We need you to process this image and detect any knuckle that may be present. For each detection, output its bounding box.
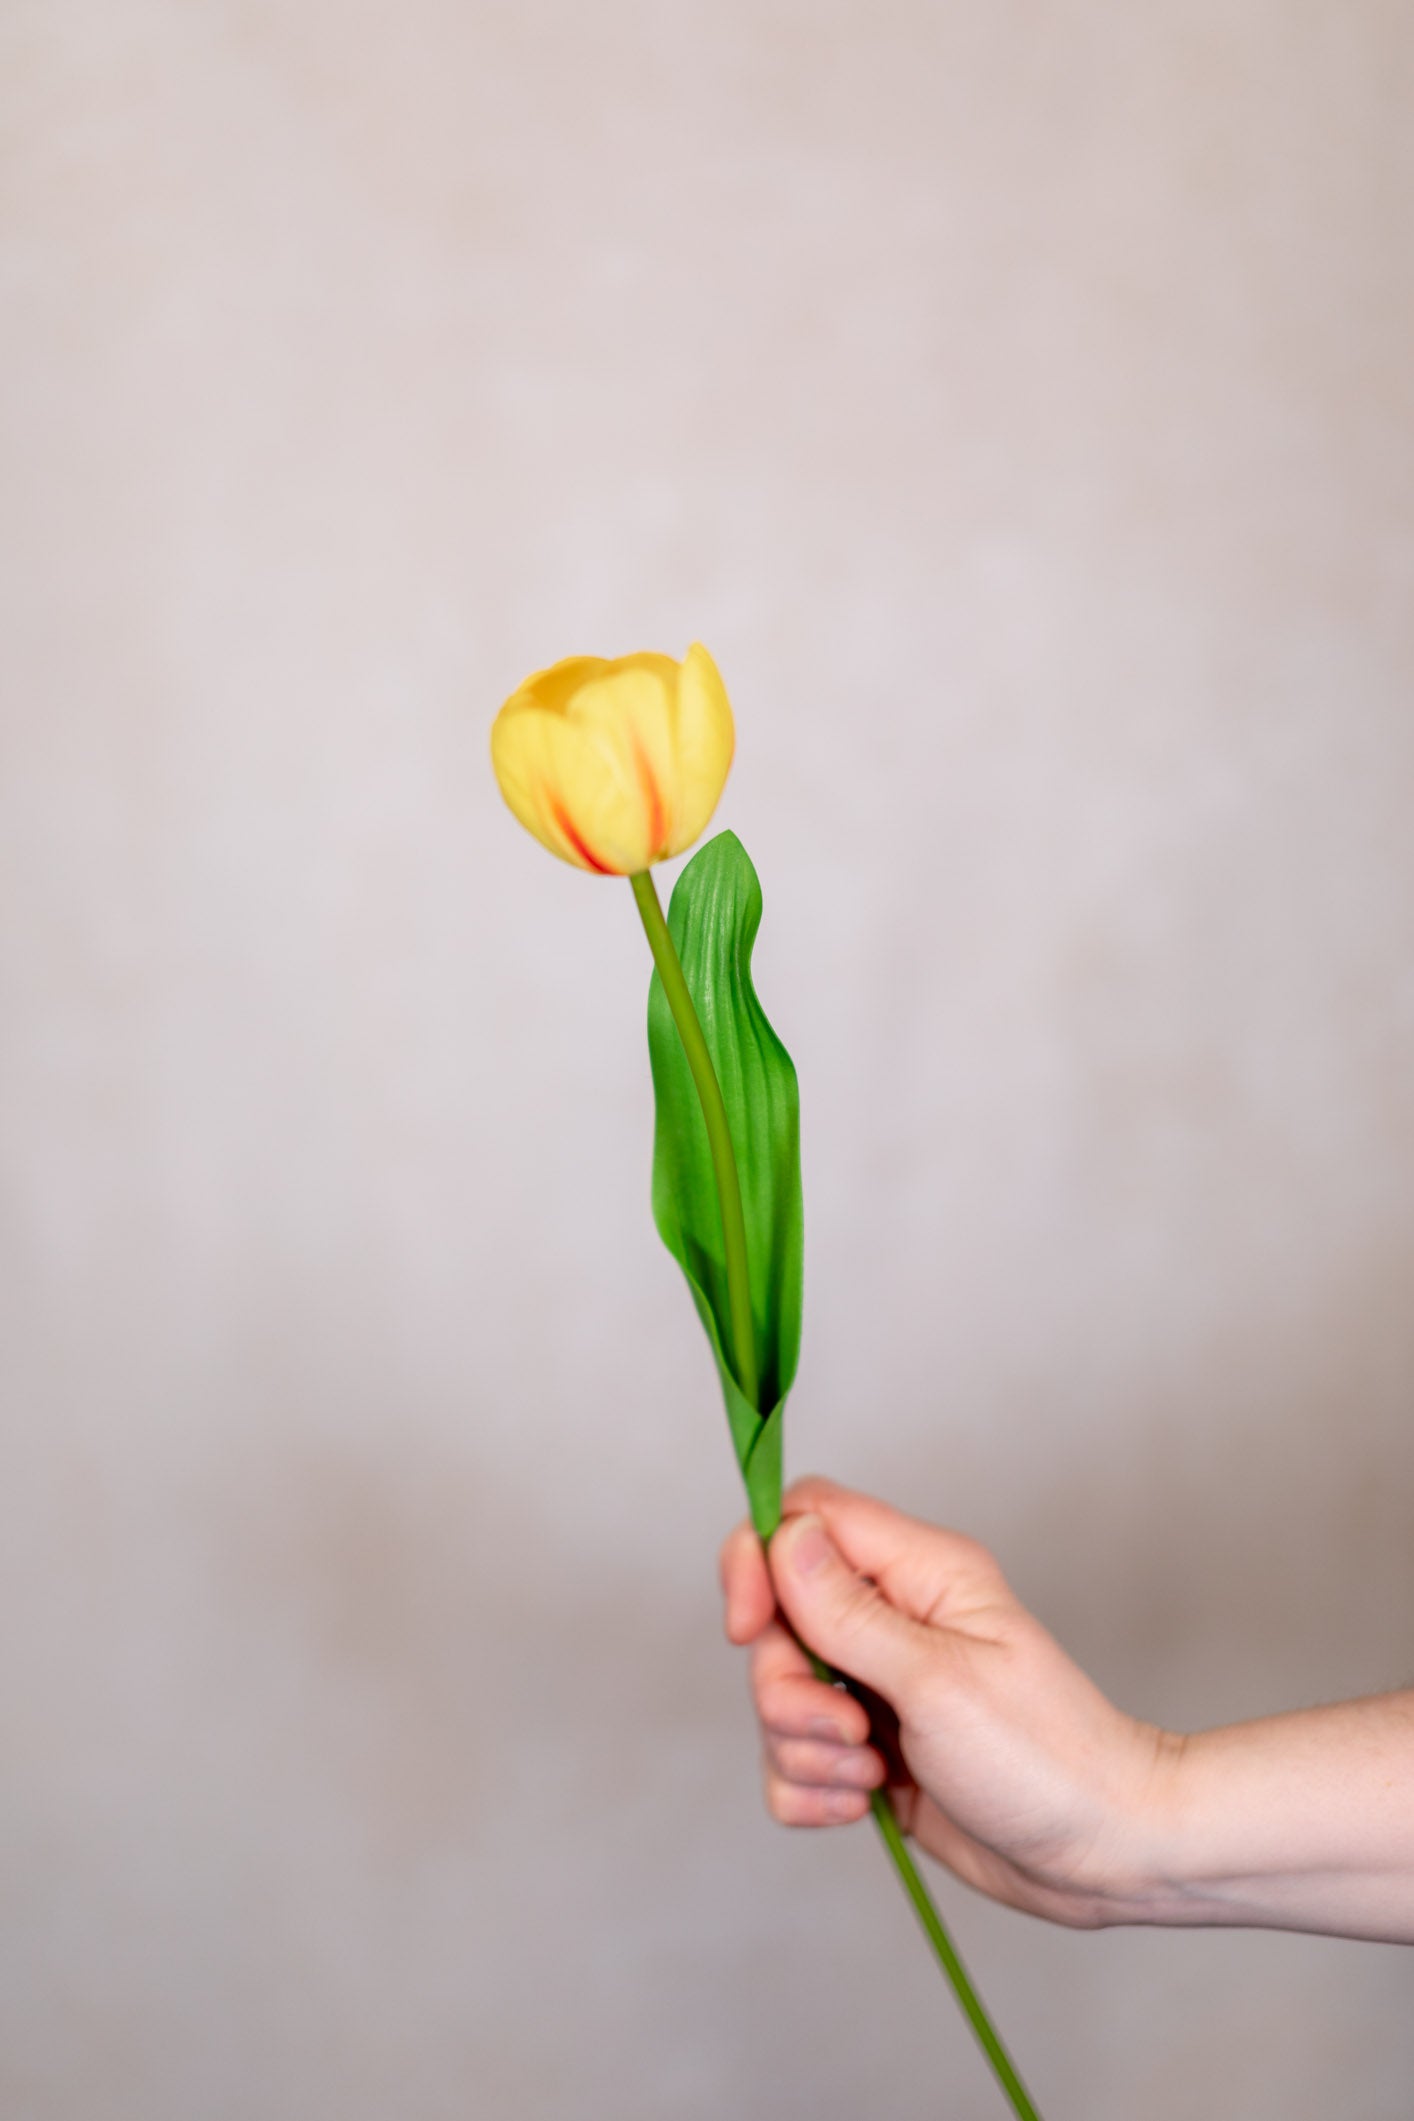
[771,1737,812,1780]
[756,1680,796,1733]
[948,1531,1010,1598]
[762,1757,869,1829]
[757,1675,829,1736]
[772,1781,815,1829]
[747,1637,775,1688]
[780,1736,881,1789]
[761,1767,795,1824]
[958,1532,1003,1580]
[748,1622,796,1681]
[773,1736,833,1781]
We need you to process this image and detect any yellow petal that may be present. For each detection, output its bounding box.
[668,643,735,856]
[569,658,679,866]
[518,655,610,715]
[491,699,627,872]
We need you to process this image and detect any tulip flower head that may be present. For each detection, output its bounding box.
[490,644,735,875]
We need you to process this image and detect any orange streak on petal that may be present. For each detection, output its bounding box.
[549,798,619,874]
[632,737,668,861]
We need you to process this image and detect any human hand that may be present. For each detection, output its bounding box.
[720,1477,1181,1929]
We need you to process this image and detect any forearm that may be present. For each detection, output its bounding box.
[1129,1690,1414,1941]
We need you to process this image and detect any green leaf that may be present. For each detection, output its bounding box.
[646,831,803,1539]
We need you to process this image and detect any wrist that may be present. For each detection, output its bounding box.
[1104,1724,1206,1926]
[1077,1721,1196,1927]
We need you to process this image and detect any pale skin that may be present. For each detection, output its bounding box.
[720,1477,1414,1944]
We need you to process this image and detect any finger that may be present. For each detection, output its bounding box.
[750,1623,872,1745]
[718,1518,774,1645]
[781,1476,1010,1627]
[763,1763,872,1829]
[749,1617,813,1691]
[769,1512,931,1702]
[765,1734,886,1790]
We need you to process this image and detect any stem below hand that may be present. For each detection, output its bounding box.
[796,1631,1042,2118]
[630,868,759,1410]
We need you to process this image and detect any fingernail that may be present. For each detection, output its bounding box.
[785,1513,831,1576]
[808,1714,844,1742]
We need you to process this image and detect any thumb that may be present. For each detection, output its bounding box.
[770,1512,926,1704]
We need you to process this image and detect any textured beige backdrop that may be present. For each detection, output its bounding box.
[3,5,1413,2117]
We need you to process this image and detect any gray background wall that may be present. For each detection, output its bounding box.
[3,4,1413,2116]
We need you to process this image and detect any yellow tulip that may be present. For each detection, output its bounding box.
[490,644,735,875]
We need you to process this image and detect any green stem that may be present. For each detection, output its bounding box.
[797,1635,1042,2119]
[870,1779,1041,2115]
[630,869,759,1410]
[630,864,1039,2119]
